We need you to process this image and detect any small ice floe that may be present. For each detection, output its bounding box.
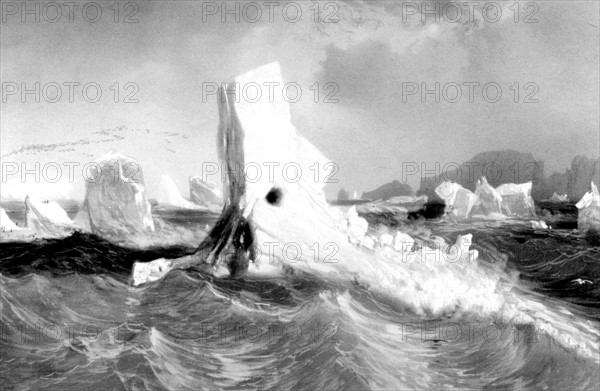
[571,278,593,286]
[156,174,202,210]
[530,220,549,229]
[132,258,174,287]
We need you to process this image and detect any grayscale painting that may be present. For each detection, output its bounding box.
[1,1,599,390]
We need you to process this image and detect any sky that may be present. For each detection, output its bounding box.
[1,0,599,200]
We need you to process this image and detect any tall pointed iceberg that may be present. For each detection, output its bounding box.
[25,196,74,236]
[156,174,200,209]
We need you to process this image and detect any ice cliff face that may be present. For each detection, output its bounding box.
[189,176,222,207]
[156,174,200,209]
[549,193,569,203]
[576,182,600,233]
[76,151,154,237]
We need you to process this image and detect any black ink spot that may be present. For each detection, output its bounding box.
[266,187,282,206]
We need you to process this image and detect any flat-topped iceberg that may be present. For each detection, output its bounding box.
[76,151,155,238]
[575,182,600,233]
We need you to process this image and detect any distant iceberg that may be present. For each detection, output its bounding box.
[496,182,536,218]
[0,207,22,231]
[189,176,222,208]
[76,151,155,238]
[25,196,74,237]
[337,188,349,201]
[156,174,201,210]
[387,195,428,204]
[435,179,536,220]
[549,193,569,203]
[575,182,600,233]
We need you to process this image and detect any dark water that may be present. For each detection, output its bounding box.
[1,212,600,390]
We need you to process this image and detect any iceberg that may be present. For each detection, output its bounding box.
[435,179,535,220]
[156,174,201,210]
[569,156,600,201]
[575,182,600,233]
[130,62,600,362]
[0,207,22,231]
[549,192,569,203]
[76,151,155,238]
[474,177,503,215]
[135,63,489,291]
[495,182,536,218]
[189,176,222,208]
[25,196,74,236]
[434,181,478,219]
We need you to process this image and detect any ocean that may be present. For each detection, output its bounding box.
[1,204,599,390]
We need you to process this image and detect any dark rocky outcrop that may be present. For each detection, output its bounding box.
[362,180,412,201]
[537,155,600,201]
